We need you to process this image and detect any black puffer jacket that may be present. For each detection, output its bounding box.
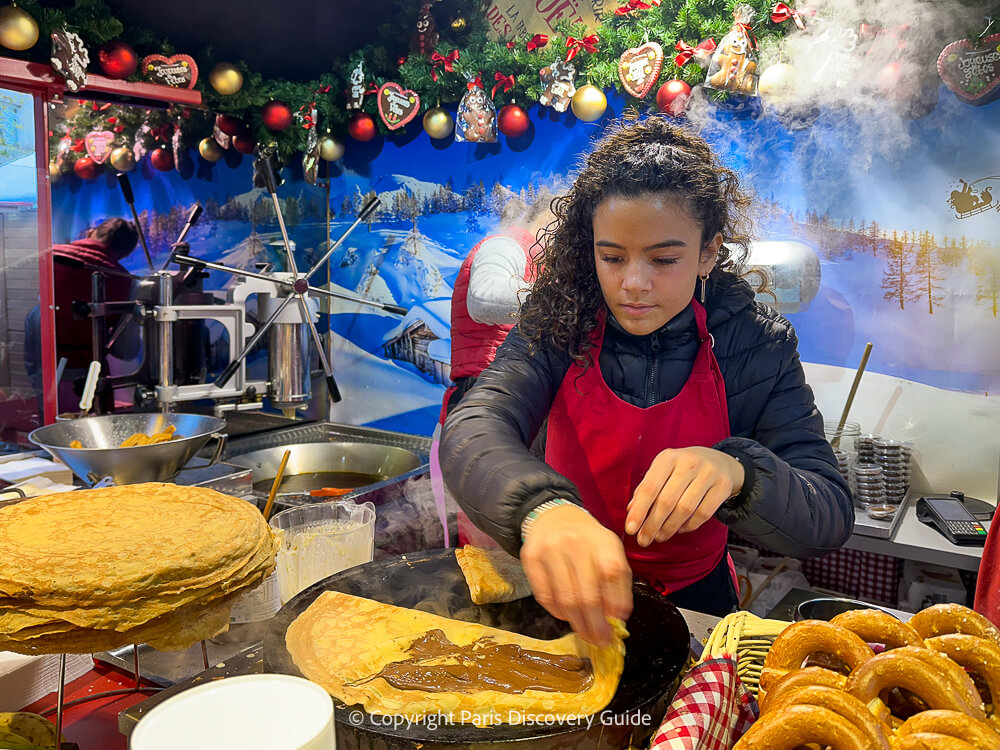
[440,269,854,559]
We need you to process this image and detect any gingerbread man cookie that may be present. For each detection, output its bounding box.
[709,34,758,95]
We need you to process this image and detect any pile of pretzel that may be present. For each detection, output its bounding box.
[734,603,1000,750]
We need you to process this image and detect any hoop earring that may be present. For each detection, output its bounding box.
[699,273,709,304]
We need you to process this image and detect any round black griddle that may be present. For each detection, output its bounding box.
[265,549,690,749]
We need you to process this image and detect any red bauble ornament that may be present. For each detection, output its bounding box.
[348,112,377,142]
[498,104,529,138]
[262,100,293,131]
[232,135,256,154]
[97,39,138,79]
[656,80,691,117]
[216,114,243,136]
[73,156,98,180]
[150,147,174,171]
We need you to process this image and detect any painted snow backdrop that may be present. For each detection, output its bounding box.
[52,74,999,434]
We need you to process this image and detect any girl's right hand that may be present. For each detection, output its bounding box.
[520,504,633,645]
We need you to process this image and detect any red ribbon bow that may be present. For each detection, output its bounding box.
[770,3,804,30]
[492,72,515,98]
[467,74,483,90]
[430,50,460,81]
[565,34,599,61]
[614,0,661,15]
[365,81,380,95]
[526,33,549,52]
[673,38,716,66]
[735,22,758,50]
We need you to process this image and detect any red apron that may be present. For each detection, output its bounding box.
[545,299,732,594]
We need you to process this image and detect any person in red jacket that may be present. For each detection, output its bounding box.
[25,218,140,412]
[431,195,554,546]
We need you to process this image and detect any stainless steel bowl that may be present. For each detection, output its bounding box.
[794,597,900,622]
[29,413,227,487]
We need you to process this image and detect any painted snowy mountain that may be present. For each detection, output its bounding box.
[326,223,460,306]
[377,174,459,205]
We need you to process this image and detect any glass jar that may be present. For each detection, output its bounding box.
[824,420,862,457]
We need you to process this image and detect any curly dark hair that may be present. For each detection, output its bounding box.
[520,116,755,363]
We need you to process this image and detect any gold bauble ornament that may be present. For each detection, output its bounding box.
[318,135,345,162]
[109,146,135,172]
[449,16,467,33]
[571,84,607,122]
[208,62,243,96]
[422,106,454,139]
[0,5,39,51]
[48,161,60,183]
[198,137,224,162]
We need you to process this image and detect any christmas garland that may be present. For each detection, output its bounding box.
[6,0,992,170]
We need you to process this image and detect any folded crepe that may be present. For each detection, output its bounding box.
[455,545,532,605]
[286,590,627,727]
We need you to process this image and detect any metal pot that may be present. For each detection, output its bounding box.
[229,441,421,497]
[29,413,226,487]
[265,549,689,749]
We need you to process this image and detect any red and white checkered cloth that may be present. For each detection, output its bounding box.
[648,657,758,750]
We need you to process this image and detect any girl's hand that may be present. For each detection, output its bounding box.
[520,504,633,646]
[625,447,744,546]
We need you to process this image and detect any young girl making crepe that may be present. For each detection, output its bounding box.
[440,117,852,645]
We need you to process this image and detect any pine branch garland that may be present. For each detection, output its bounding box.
[27,0,999,169]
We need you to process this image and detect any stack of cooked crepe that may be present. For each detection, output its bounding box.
[0,483,278,654]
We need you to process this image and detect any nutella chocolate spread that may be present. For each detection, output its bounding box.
[358,629,594,694]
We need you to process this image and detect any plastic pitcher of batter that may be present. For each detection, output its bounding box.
[270,500,376,604]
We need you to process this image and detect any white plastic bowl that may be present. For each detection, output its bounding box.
[130,674,335,750]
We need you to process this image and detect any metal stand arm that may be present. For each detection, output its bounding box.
[215,293,296,388]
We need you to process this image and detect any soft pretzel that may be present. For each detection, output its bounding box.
[760,620,874,692]
[830,609,926,650]
[909,604,1000,648]
[757,666,847,711]
[763,685,892,750]
[896,733,982,750]
[898,710,1000,750]
[926,634,1000,716]
[845,648,987,720]
[733,703,882,750]
[897,645,988,713]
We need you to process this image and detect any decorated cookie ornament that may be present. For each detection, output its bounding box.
[302,107,320,185]
[618,42,664,98]
[141,54,198,88]
[50,29,89,92]
[455,79,497,143]
[409,4,439,57]
[84,130,114,164]
[538,59,577,112]
[377,82,421,130]
[705,5,759,96]
[346,60,366,109]
[937,34,1000,106]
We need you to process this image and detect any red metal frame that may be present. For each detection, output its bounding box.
[0,57,202,423]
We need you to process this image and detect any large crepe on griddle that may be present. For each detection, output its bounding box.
[0,483,278,654]
[285,590,627,727]
[455,545,532,605]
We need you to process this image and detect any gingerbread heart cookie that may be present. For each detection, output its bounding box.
[937,34,1000,105]
[141,54,198,89]
[618,42,664,98]
[377,82,420,130]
